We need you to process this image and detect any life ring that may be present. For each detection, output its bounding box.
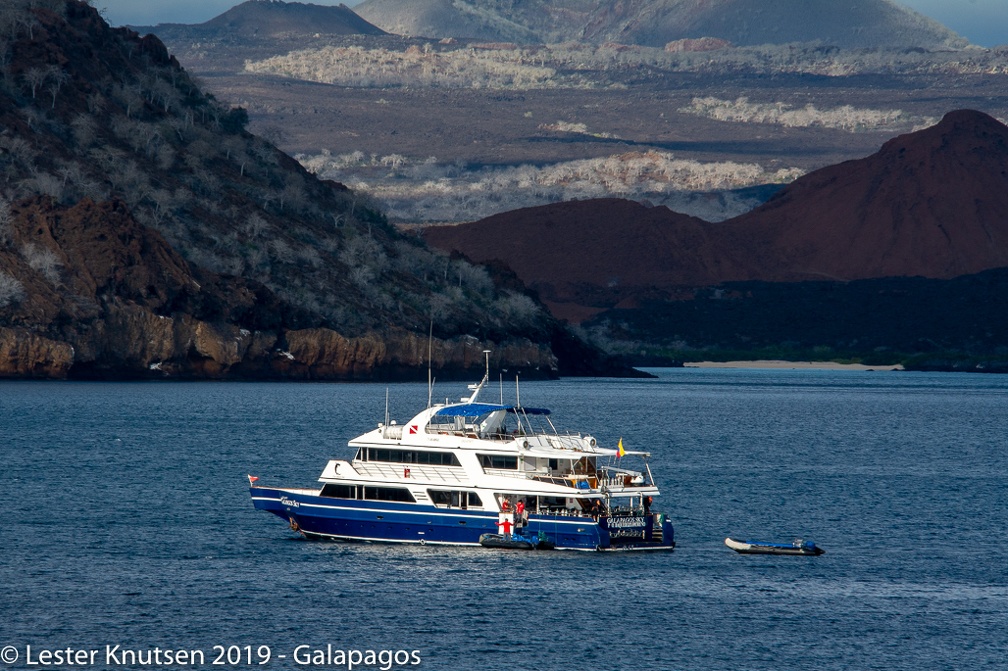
[288,517,300,532]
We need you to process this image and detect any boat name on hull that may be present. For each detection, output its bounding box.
[607,516,646,528]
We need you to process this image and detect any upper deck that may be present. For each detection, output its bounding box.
[332,396,658,500]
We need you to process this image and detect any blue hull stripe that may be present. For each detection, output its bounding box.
[250,495,599,527]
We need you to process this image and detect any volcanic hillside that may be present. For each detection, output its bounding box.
[134,0,387,39]
[424,110,1008,321]
[425,199,735,321]
[355,0,965,48]
[720,109,1008,283]
[0,0,605,379]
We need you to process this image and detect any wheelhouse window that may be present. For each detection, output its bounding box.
[363,448,460,466]
[362,486,416,503]
[428,405,507,435]
[479,454,518,470]
[320,483,357,499]
[428,489,482,509]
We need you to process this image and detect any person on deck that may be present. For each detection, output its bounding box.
[497,517,513,540]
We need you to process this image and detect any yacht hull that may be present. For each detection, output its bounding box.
[252,487,673,551]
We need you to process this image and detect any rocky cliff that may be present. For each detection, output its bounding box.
[0,192,562,379]
[0,0,619,379]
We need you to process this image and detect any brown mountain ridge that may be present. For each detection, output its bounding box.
[728,109,1008,283]
[427,110,1008,307]
[424,110,1008,366]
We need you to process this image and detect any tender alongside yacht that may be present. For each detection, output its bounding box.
[249,361,675,551]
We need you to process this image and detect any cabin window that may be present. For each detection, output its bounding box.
[321,484,357,499]
[538,496,569,510]
[415,451,461,466]
[479,454,518,470]
[428,490,452,507]
[427,490,483,509]
[364,448,460,466]
[362,486,416,503]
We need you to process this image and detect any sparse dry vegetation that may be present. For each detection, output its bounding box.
[0,270,24,307]
[220,34,1008,226]
[245,43,578,89]
[0,0,561,350]
[21,242,61,285]
[243,39,1008,90]
[679,97,935,132]
[298,148,803,223]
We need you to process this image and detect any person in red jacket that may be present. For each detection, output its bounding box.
[497,517,513,539]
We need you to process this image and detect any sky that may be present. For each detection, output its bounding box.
[97,0,1008,47]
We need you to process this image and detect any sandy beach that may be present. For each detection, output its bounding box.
[686,360,904,371]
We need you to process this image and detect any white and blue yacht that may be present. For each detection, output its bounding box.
[249,363,675,551]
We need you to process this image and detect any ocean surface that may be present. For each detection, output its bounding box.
[1,369,1006,671]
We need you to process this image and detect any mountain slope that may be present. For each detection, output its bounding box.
[580,0,965,48]
[425,110,1008,317]
[355,0,966,48]
[0,0,613,379]
[424,199,737,321]
[723,109,1008,282]
[135,0,386,38]
[355,0,536,43]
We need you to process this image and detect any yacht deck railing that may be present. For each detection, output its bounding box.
[353,462,467,484]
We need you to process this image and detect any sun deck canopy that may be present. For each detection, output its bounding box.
[433,404,551,417]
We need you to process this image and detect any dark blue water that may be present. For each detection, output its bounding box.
[2,369,1006,670]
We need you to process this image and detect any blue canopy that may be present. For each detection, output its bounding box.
[434,403,507,417]
[433,404,551,417]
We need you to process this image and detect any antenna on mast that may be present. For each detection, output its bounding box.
[427,318,434,408]
[464,350,492,403]
[384,388,390,436]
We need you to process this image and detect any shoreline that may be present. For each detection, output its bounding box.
[684,360,904,371]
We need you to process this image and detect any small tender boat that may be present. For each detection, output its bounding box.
[725,537,825,556]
